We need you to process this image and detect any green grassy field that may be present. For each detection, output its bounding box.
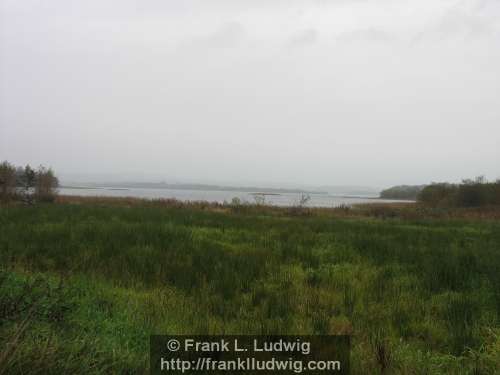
[1,200,499,374]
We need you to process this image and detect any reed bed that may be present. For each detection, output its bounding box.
[0,199,499,373]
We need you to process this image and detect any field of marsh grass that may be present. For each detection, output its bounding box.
[0,197,499,373]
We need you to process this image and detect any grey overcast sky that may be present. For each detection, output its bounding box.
[1,0,499,188]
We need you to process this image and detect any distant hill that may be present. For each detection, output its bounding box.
[379,185,425,200]
[318,185,380,197]
[61,181,327,195]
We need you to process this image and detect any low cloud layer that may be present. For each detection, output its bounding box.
[1,0,499,187]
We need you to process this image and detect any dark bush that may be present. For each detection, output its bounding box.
[418,177,500,207]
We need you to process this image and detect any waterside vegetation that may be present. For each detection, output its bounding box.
[1,195,499,374]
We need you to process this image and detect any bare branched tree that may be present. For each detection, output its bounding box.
[298,193,311,207]
[253,194,265,205]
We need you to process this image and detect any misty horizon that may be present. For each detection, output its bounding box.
[1,0,499,188]
[58,173,384,194]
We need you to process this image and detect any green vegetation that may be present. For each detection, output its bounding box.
[379,185,424,200]
[418,177,500,207]
[0,161,59,203]
[1,199,499,374]
[380,177,500,206]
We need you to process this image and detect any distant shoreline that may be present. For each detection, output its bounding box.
[61,184,327,195]
[61,186,130,191]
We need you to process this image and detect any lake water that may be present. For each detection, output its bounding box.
[59,187,412,207]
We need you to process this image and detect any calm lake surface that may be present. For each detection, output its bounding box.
[59,187,413,207]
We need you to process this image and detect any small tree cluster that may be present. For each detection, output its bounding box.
[0,161,59,203]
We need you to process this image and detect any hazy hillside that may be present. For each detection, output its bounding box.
[379,185,425,200]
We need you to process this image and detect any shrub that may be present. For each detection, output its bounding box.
[35,166,59,202]
[0,161,17,202]
[418,183,457,207]
[418,177,500,208]
[380,185,424,200]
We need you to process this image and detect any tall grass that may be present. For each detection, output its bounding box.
[0,201,499,373]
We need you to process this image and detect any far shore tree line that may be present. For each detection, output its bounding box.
[3,159,499,209]
[379,185,426,200]
[0,161,59,203]
[381,176,500,207]
[418,176,500,207]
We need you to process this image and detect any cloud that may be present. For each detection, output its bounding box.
[2,0,500,186]
[179,22,247,50]
[412,0,500,43]
[436,8,493,38]
[336,28,395,43]
[287,28,318,47]
[205,22,246,48]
